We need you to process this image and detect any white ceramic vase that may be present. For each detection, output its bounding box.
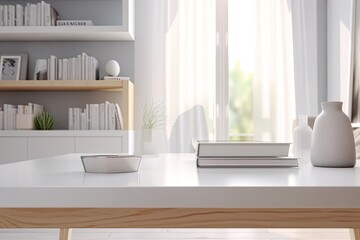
[311,101,356,167]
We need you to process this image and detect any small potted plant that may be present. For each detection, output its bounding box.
[142,100,166,143]
[34,112,56,130]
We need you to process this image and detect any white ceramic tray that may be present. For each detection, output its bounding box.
[81,155,142,173]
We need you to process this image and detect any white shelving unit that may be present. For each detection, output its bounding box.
[0,26,134,41]
[0,0,135,163]
[0,0,134,41]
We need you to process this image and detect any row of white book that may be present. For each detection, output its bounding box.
[0,1,59,27]
[196,141,298,167]
[0,103,44,130]
[69,101,123,131]
[34,53,99,80]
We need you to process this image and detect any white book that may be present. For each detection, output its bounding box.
[115,103,123,130]
[196,157,298,168]
[109,103,115,130]
[80,111,85,130]
[24,105,29,114]
[62,58,68,80]
[3,105,8,130]
[89,104,94,130]
[44,2,50,26]
[17,105,24,115]
[104,101,110,130]
[30,4,37,26]
[0,5,3,26]
[0,111,4,130]
[81,52,87,80]
[74,108,81,130]
[10,106,16,130]
[89,56,94,80]
[3,104,15,130]
[76,55,82,80]
[24,4,29,26]
[85,104,90,130]
[99,103,105,130]
[197,141,290,158]
[36,2,41,26]
[15,4,23,26]
[103,76,130,81]
[49,55,57,80]
[29,102,43,115]
[71,57,76,80]
[56,20,94,26]
[9,5,15,27]
[40,1,45,26]
[58,59,63,80]
[68,108,73,130]
[94,104,99,130]
[3,5,8,26]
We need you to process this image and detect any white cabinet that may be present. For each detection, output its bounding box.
[0,131,134,164]
[0,138,27,164]
[28,137,75,160]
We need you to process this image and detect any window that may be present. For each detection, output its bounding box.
[216,0,295,142]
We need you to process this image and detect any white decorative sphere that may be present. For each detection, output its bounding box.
[105,60,120,77]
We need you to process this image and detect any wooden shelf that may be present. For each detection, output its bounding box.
[0,79,134,130]
[0,80,127,91]
[0,26,134,41]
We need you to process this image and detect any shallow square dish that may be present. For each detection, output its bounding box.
[81,155,142,173]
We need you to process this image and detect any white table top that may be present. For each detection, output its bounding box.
[1,153,360,208]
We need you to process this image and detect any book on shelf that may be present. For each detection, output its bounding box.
[39,52,99,80]
[196,140,290,157]
[0,102,43,130]
[115,103,123,130]
[196,157,298,168]
[102,76,130,81]
[68,101,123,131]
[56,20,94,26]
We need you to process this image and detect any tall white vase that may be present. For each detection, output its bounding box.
[311,102,356,167]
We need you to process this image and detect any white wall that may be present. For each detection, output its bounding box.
[327,0,353,116]
[292,0,327,116]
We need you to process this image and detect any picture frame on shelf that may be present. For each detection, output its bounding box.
[0,53,28,80]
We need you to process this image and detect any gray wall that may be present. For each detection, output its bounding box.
[0,0,135,130]
[327,0,353,116]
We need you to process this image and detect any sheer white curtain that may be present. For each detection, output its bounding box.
[165,0,216,152]
[252,0,296,142]
[135,0,216,153]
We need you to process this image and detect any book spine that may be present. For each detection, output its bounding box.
[44,3,50,26]
[68,108,73,130]
[0,110,3,130]
[9,5,15,27]
[3,5,8,26]
[0,6,3,27]
[15,4,23,26]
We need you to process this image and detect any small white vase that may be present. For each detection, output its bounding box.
[311,101,356,167]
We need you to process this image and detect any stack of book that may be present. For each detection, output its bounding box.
[68,101,123,131]
[0,1,59,27]
[196,141,297,167]
[34,53,99,80]
[0,102,44,130]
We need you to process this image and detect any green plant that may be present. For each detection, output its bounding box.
[34,112,56,130]
[142,100,166,130]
